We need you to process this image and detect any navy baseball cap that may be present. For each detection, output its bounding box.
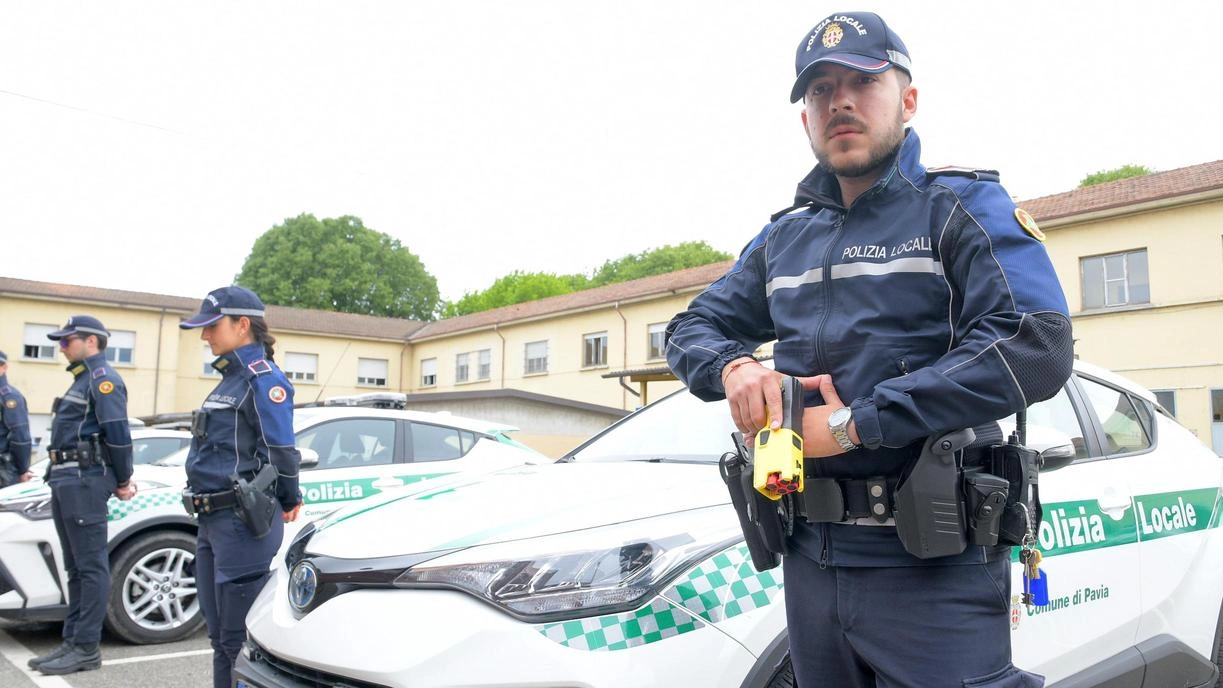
[181,286,266,329]
[47,315,111,341]
[790,12,912,103]
[0,350,7,364]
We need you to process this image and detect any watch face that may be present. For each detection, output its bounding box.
[830,407,852,426]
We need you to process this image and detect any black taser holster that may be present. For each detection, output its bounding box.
[231,463,279,539]
[720,433,791,572]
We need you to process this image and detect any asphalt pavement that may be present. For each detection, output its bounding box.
[0,619,212,688]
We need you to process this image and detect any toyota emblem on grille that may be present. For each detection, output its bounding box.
[289,561,319,611]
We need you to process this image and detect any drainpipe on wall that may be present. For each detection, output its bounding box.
[614,301,627,410]
[494,324,506,388]
[153,308,166,414]
[399,337,410,393]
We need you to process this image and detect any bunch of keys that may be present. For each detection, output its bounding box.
[1017,505,1049,607]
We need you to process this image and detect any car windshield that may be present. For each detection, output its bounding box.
[563,389,738,464]
[153,446,190,467]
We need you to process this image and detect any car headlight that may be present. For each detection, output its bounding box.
[394,508,741,622]
[0,495,54,521]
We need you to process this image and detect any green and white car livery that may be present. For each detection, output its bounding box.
[0,397,544,644]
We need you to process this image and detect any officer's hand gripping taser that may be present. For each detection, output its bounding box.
[231,463,279,539]
[719,376,804,572]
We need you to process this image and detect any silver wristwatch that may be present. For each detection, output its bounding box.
[827,407,859,452]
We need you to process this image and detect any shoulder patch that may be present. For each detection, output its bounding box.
[98,380,115,395]
[268,385,287,404]
[5,399,15,409]
[1014,208,1046,242]
[927,165,1001,183]
[91,367,107,379]
[247,359,273,375]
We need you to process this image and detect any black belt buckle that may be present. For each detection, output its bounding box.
[801,478,847,523]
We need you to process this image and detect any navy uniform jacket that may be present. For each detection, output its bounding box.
[0,375,32,473]
[50,352,133,484]
[666,129,1074,565]
[185,343,301,511]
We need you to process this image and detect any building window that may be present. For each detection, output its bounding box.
[357,358,388,387]
[202,344,221,376]
[22,324,56,360]
[477,349,491,380]
[455,352,470,383]
[104,330,135,365]
[1152,390,1176,417]
[1081,249,1149,309]
[284,352,318,383]
[583,332,608,368]
[648,323,667,360]
[420,358,437,387]
[525,340,548,375]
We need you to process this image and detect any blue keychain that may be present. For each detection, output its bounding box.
[1021,548,1049,606]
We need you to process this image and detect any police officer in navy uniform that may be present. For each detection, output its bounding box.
[179,286,302,688]
[666,12,1072,687]
[0,350,34,487]
[27,316,135,675]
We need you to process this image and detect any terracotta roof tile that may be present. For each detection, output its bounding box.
[1018,159,1223,222]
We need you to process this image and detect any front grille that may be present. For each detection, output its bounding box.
[250,643,391,688]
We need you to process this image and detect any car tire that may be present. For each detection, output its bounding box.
[766,654,795,687]
[105,531,204,644]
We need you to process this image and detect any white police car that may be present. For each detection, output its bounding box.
[236,362,1223,688]
[0,394,544,644]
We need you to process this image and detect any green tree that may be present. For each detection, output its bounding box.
[589,241,732,286]
[443,271,588,317]
[440,241,733,316]
[235,214,439,320]
[1079,165,1154,188]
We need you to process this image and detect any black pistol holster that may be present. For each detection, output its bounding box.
[0,453,17,488]
[231,463,279,539]
[893,428,976,559]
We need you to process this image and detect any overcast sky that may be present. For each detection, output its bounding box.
[3,1,1220,306]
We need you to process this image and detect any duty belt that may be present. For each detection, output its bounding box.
[184,489,239,514]
[797,476,899,525]
[47,448,101,468]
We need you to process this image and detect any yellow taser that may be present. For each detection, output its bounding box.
[752,376,805,500]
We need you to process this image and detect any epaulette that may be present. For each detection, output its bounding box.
[927,165,1000,183]
[247,359,273,376]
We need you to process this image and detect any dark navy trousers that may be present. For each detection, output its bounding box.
[195,509,282,688]
[49,465,116,647]
[783,552,1044,688]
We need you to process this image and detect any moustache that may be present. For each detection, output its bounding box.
[825,115,867,136]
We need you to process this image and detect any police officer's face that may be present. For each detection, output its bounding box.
[58,335,89,363]
[801,64,917,180]
[200,316,251,356]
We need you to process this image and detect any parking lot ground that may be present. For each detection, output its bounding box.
[1,620,212,688]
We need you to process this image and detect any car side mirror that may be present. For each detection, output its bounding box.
[1038,444,1075,473]
[299,447,319,469]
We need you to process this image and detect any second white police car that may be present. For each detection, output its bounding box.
[0,394,545,644]
[235,362,1223,688]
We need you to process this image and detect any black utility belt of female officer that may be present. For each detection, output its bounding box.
[182,488,240,514]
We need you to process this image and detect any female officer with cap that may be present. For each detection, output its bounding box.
[179,285,302,688]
